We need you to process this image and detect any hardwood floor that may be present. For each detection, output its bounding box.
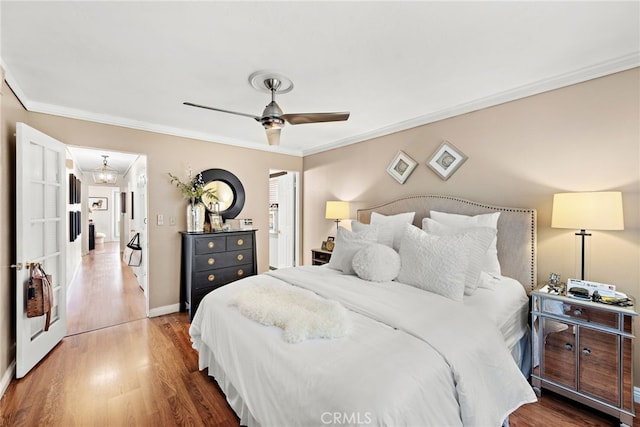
[66,241,146,336]
[1,247,638,425]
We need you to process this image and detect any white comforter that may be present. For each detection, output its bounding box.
[190,266,536,426]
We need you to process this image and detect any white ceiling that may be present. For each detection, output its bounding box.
[2,1,639,173]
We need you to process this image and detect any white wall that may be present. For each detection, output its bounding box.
[87,185,119,242]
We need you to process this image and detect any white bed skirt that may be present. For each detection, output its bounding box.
[197,338,261,427]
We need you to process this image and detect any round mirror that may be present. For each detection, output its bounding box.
[202,181,234,212]
[199,168,245,220]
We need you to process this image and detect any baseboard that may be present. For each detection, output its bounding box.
[148,303,180,318]
[0,360,15,400]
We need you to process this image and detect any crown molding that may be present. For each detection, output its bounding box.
[301,52,640,156]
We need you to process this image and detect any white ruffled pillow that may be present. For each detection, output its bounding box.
[397,224,495,302]
[327,226,378,274]
[370,211,415,251]
[429,210,501,276]
[352,244,401,282]
[422,218,496,295]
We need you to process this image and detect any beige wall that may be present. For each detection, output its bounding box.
[304,68,640,383]
[0,79,302,379]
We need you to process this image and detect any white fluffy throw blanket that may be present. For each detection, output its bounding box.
[231,285,351,343]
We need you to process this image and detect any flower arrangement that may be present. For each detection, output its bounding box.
[168,168,218,202]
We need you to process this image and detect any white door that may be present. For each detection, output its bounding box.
[15,123,67,378]
[277,172,297,268]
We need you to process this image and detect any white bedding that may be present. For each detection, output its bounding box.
[190,266,536,426]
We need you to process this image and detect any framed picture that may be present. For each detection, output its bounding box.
[68,174,76,204]
[427,141,468,181]
[76,178,81,203]
[209,214,223,232]
[88,197,108,211]
[120,192,127,214]
[386,150,417,184]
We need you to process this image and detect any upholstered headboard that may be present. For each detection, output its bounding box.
[356,195,537,293]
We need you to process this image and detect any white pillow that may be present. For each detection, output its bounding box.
[422,218,496,295]
[352,244,401,282]
[327,226,378,274]
[370,211,416,251]
[397,225,468,301]
[429,210,501,276]
[351,222,393,248]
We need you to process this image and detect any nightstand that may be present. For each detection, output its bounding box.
[531,287,636,426]
[311,248,332,265]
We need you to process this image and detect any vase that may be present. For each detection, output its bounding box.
[186,199,206,232]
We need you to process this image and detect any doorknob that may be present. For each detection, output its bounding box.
[10,263,23,270]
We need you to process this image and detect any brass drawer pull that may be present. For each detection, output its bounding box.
[237,239,244,246]
[208,274,215,282]
[237,254,244,261]
[237,269,244,277]
[208,241,215,249]
[208,258,215,265]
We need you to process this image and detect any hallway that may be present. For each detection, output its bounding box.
[66,241,146,336]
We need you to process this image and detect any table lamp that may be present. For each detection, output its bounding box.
[325,201,350,233]
[551,191,624,280]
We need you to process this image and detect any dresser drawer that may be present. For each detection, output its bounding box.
[194,236,227,254]
[194,249,254,272]
[194,264,255,291]
[226,233,253,251]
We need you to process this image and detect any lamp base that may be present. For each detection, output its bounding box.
[575,229,591,280]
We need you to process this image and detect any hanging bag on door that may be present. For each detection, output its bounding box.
[123,233,142,266]
[26,263,53,331]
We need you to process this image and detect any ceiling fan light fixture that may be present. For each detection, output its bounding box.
[92,155,119,185]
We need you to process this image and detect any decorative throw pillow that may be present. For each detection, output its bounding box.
[352,243,401,282]
[397,224,490,302]
[429,210,501,276]
[370,211,416,251]
[327,226,378,274]
[351,222,394,248]
[422,218,496,295]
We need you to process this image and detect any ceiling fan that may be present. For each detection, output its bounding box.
[184,71,350,146]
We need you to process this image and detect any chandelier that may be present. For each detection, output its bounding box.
[92,155,119,184]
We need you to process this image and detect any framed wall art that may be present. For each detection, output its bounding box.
[88,197,108,211]
[386,150,417,184]
[427,141,467,181]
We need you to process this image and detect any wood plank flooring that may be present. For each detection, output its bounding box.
[1,246,638,426]
[66,241,146,336]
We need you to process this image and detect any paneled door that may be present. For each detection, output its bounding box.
[15,123,67,378]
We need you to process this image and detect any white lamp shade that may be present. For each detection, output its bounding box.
[551,192,624,231]
[325,201,350,220]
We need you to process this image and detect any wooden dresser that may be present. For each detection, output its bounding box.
[180,230,257,321]
[531,287,636,425]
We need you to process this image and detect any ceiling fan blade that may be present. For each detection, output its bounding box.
[265,128,281,146]
[281,112,350,125]
[183,102,261,121]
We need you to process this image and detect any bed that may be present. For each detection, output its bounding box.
[190,195,538,426]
